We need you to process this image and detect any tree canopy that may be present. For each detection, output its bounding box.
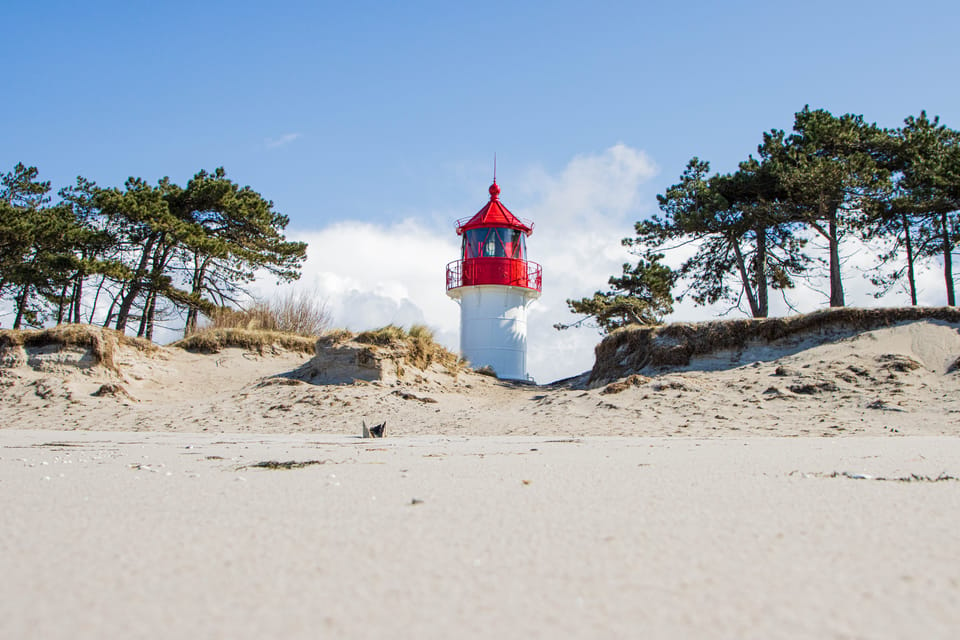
[563,106,960,333]
[0,165,306,334]
[558,253,675,333]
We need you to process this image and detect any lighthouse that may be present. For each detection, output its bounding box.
[446,180,542,381]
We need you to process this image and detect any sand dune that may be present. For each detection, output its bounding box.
[2,312,960,438]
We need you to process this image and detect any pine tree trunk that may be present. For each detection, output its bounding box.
[137,240,173,338]
[828,212,844,307]
[56,283,69,324]
[902,215,917,306]
[116,285,143,332]
[136,295,149,337]
[137,290,156,338]
[115,233,160,332]
[71,273,83,324]
[103,284,123,328]
[145,292,157,341]
[91,276,109,324]
[13,285,30,329]
[732,240,761,317]
[184,257,209,336]
[943,212,955,306]
[755,227,769,318]
[184,310,198,336]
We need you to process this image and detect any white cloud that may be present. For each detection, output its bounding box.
[265,133,302,149]
[518,144,660,381]
[262,219,463,353]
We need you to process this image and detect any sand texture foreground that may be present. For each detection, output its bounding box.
[2,431,959,639]
[1,314,960,638]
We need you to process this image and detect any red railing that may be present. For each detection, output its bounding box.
[446,258,542,292]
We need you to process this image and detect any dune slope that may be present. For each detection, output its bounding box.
[1,313,959,437]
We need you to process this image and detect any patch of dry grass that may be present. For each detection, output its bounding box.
[406,325,458,371]
[590,307,960,385]
[353,324,461,373]
[315,328,354,348]
[356,325,407,346]
[0,324,157,373]
[172,328,316,354]
[200,289,330,337]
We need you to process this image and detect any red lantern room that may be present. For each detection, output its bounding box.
[445,181,543,293]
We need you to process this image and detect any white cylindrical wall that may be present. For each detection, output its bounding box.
[458,285,537,381]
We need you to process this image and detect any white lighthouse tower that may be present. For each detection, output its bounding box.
[446,180,542,381]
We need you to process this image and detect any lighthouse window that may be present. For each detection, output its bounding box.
[463,228,526,259]
[502,229,526,259]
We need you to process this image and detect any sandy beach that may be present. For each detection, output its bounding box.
[2,313,959,638]
[2,432,958,639]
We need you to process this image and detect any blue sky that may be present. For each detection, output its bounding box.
[3,1,959,381]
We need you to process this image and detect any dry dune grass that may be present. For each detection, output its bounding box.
[178,292,330,355]
[398,325,460,371]
[172,323,459,367]
[200,290,330,337]
[316,328,354,347]
[591,307,960,384]
[355,325,408,346]
[172,328,316,355]
[322,324,462,373]
[0,324,157,373]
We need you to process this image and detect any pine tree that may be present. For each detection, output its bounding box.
[633,157,806,318]
[763,107,888,307]
[0,164,78,328]
[558,254,675,333]
[173,168,307,335]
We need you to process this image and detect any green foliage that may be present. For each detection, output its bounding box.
[864,112,960,305]
[0,163,307,335]
[760,107,891,307]
[0,164,81,328]
[559,254,675,333]
[568,105,960,333]
[635,156,808,318]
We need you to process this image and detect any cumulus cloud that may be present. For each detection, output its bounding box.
[266,219,462,352]
[516,144,660,381]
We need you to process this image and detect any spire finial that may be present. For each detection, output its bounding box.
[489,153,500,200]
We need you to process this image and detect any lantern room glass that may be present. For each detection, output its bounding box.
[462,227,526,260]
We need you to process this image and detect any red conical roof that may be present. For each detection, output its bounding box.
[456,181,534,235]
